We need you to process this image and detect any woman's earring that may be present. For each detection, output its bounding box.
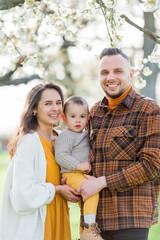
[61,114,66,122]
[33,112,36,116]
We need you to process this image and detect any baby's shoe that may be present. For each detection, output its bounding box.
[80,223,104,240]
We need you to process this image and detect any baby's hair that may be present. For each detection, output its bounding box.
[63,96,89,115]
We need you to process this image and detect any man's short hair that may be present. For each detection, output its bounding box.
[100,48,130,64]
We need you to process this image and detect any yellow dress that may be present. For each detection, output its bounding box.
[39,137,71,240]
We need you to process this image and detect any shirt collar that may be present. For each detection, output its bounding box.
[99,87,138,110]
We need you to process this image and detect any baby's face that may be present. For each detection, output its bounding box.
[65,103,88,133]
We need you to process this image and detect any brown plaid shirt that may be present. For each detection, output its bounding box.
[88,87,160,231]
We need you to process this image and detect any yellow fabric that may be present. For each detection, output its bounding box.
[62,171,99,215]
[39,137,71,240]
[106,84,132,109]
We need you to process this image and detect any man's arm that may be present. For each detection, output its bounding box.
[79,106,160,200]
[105,108,160,193]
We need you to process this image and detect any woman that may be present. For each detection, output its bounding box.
[0,82,80,240]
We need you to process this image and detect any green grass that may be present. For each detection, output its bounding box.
[70,203,80,240]
[0,151,160,240]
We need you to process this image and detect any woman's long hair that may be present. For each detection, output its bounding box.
[8,82,64,158]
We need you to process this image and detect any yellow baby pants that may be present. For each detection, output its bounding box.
[62,171,99,215]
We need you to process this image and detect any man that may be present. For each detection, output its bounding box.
[77,48,160,240]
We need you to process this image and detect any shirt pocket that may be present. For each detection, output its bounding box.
[110,126,137,167]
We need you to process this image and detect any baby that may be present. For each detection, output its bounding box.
[54,96,104,240]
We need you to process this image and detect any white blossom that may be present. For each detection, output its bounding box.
[86,0,99,9]
[154,8,160,19]
[0,30,5,39]
[134,58,148,71]
[148,49,160,63]
[22,56,38,67]
[113,10,125,30]
[111,34,123,48]
[140,0,159,12]
[0,44,5,54]
[135,78,146,89]
[105,0,117,9]
[55,20,64,29]
[142,67,152,76]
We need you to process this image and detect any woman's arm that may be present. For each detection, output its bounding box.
[10,134,55,214]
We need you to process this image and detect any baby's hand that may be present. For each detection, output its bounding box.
[76,161,91,173]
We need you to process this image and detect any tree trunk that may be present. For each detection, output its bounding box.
[0,0,25,10]
[141,12,159,100]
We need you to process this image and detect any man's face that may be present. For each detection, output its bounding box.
[100,54,134,99]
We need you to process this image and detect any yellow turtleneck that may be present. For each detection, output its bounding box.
[106,84,132,110]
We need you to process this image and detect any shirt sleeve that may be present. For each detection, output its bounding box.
[106,108,160,192]
[10,134,55,215]
[54,131,80,171]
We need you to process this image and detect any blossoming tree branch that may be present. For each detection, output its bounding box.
[0,0,159,93]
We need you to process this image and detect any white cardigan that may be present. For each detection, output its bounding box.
[0,131,55,240]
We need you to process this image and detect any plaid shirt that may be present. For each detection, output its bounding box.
[88,87,160,231]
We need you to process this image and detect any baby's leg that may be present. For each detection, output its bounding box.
[62,172,103,239]
[62,172,99,222]
[62,172,87,235]
[62,171,87,190]
[83,192,99,223]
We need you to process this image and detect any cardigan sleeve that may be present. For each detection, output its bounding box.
[10,133,55,215]
[54,131,80,171]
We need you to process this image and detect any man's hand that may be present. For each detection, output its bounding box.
[55,185,81,202]
[76,161,91,173]
[77,175,107,201]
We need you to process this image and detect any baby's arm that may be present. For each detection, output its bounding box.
[54,132,80,171]
[76,161,91,173]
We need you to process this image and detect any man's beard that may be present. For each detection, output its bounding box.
[105,90,124,99]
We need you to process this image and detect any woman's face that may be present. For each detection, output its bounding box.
[34,89,63,129]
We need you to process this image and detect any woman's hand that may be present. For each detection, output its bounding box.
[55,185,81,202]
